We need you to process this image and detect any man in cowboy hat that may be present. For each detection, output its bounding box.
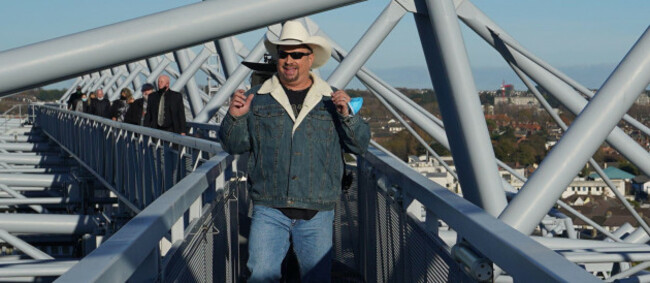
[219,21,370,282]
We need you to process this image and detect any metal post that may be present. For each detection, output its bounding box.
[215,37,240,78]
[173,49,205,117]
[193,38,266,123]
[110,64,144,101]
[455,1,650,176]
[413,0,507,215]
[500,27,650,235]
[326,0,407,89]
[0,0,364,97]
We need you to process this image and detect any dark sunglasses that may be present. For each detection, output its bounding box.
[278,50,312,60]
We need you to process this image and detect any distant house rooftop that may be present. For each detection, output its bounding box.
[589,167,635,180]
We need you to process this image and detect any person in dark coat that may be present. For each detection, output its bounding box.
[110,88,133,122]
[91,89,111,119]
[123,99,141,125]
[67,86,83,110]
[146,75,187,135]
[124,83,155,126]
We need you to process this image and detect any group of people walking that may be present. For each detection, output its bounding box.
[66,75,186,135]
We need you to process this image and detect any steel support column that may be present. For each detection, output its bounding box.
[326,0,407,89]
[215,37,240,79]
[185,47,228,85]
[170,48,213,115]
[509,62,650,237]
[414,0,507,215]
[455,0,650,176]
[500,28,650,235]
[173,49,204,117]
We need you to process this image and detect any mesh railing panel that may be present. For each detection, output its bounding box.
[347,162,469,283]
[163,203,218,283]
[404,217,466,283]
[162,183,238,283]
[334,171,361,270]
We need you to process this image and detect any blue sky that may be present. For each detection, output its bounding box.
[1,0,648,90]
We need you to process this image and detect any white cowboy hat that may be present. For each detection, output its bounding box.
[264,21,332,69]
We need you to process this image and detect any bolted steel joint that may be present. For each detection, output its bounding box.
[451,242,493,282]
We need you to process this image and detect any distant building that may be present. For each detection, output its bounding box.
[407,155,460,222]
[560,194,650,233]
[494,96,540,107]
[561,180,626,199]
[588,167,635,182]
[511,96,539,107]
[407,155,460,193]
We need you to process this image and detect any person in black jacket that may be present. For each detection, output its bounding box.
[146,75,186,135]
[124,83,155,126]
[91,89,111,119]
[110,88,133,122]
[67,86,82,110]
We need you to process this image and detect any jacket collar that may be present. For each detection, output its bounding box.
[258,73,333,136]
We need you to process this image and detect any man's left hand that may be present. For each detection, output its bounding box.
[332,90,351,116]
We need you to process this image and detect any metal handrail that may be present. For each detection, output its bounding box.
[30,104,236,282]
[55,154,233,283]
[34,105,223,154]
[361,147,600,282]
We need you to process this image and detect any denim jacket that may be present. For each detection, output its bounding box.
[218,73,370,211]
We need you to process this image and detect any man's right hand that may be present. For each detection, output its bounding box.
[228,89,254,117]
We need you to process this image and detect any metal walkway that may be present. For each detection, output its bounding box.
[0,0,649,282]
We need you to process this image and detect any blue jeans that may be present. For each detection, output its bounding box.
[247,205,334,283]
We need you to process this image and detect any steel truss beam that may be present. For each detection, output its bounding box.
[0,0,364,97]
